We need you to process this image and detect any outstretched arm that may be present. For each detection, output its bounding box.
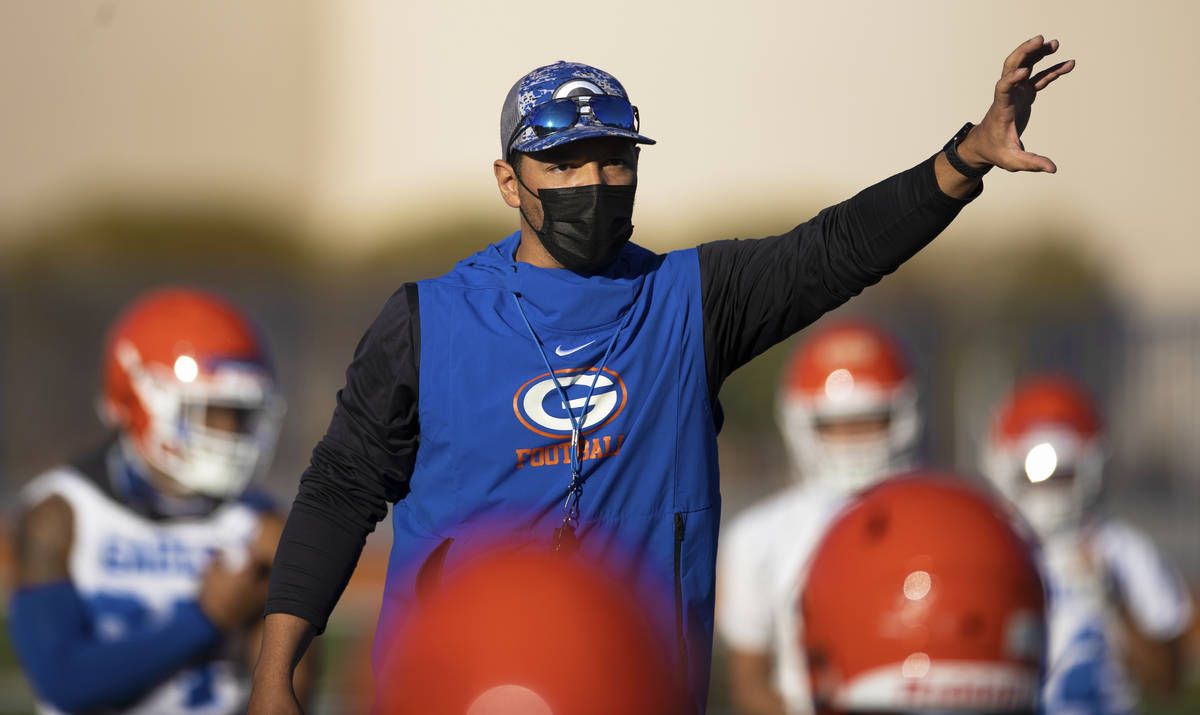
[699,36,1076,399]
[936,35,1076,197]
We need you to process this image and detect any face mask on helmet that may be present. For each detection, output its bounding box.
[981,376,1104,539]
[777,322,920,493]
[780,390,919,492]
[100,289,284,499]
[110,340,283,498]
[983,426,1103,538]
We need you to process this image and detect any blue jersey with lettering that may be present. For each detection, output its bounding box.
[1039,522,1193,715]
[378,232,720,707]
[21,466,263,714]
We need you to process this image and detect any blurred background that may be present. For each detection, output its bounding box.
[1,1,1197,712]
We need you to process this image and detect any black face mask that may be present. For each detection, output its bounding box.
[518,177,637,274]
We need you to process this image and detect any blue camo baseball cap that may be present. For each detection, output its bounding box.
[500,61,656,159]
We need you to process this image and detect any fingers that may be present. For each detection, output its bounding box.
[1002,149,1058,174]
[996,49,1075,100]
[994,66,1031,103]
[1002,35,1045,75]
[1031,59,1076,90]
[999,65,1030,91]
[1021,39,1061,71]
[1002,36,1063,77]
[985,36,1071,174]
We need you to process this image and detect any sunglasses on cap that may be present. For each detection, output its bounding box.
[507,94,640,155]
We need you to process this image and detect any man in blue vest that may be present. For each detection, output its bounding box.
[250,36,1075,713]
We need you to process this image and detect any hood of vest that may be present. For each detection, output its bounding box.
[451,231,661,333]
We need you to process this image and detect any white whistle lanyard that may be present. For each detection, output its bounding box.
[511,291,631,550]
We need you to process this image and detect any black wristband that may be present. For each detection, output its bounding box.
[943,122,992,179]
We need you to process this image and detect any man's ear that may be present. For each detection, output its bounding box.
[494,160,521,209]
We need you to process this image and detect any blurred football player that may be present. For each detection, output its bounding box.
[800,474,1048,714]
[373,543,685,715]
[718,320,920,714]
[7,288,315,714]
[982,375,1194,713]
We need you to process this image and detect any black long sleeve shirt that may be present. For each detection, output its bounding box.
[266,154,975,632]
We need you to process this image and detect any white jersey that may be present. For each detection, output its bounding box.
[21,463,265,715]
[717,484,848,715]
[1039,520,1193,715]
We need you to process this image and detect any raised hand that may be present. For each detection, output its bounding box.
[961,36,1076,173]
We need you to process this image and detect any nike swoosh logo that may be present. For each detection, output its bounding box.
[555,340,595,357]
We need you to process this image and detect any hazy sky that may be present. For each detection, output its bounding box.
[2,1,1197,314]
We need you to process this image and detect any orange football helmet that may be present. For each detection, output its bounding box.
[778,320,919,491]
[800,474,1046,714]
[100,288,283,497]
[982,375,1104,537]
[376,546,684,715]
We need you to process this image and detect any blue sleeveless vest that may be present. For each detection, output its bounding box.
[378,232,720,708]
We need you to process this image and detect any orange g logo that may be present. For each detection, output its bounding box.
[512,368,627,439]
